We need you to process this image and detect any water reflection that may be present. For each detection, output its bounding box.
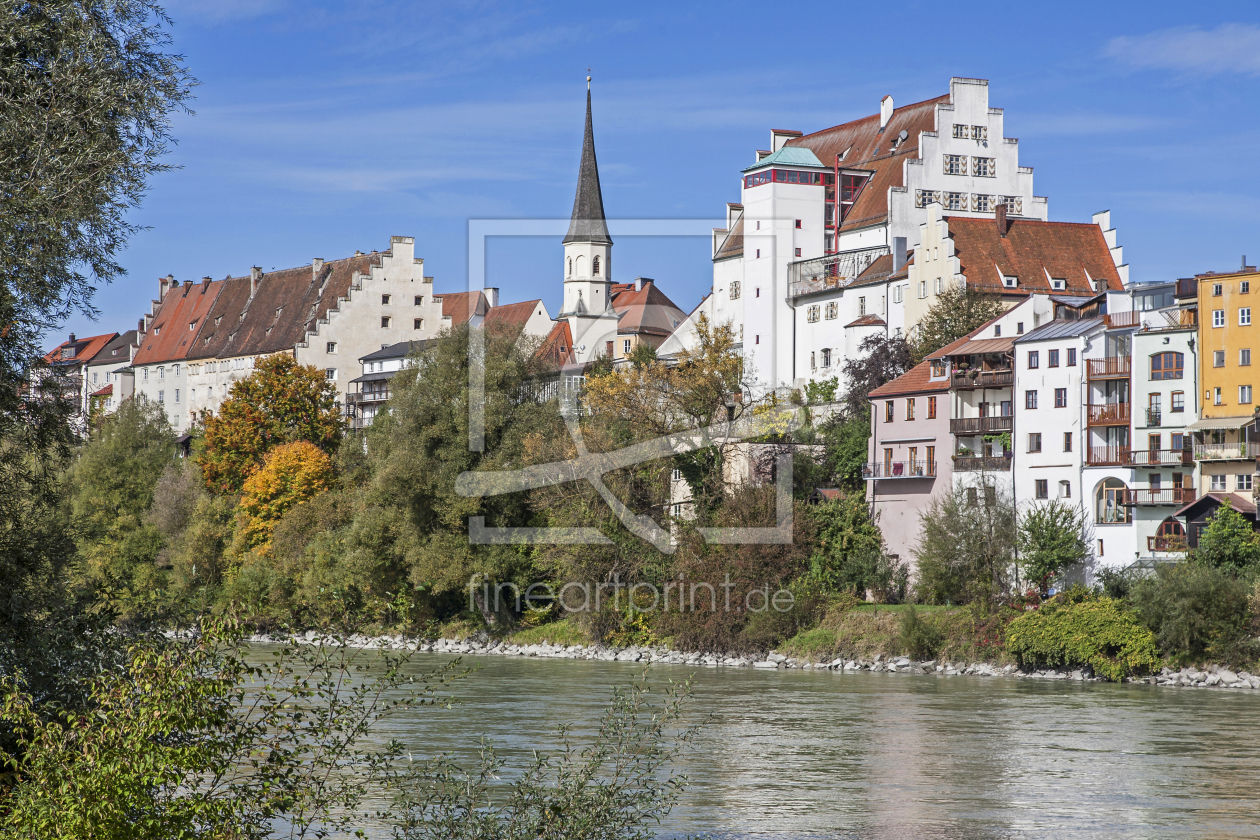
[337,651,1260,839]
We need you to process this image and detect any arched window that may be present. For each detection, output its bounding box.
[592,255,601,276]
[574,255,586,277]
[1151,352,1184,380]
[567,257,572,278]
[1096,478,1130,524]
[1151,517,1186,551]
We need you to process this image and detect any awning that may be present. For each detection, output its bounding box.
[350,370,397,384]
[1186,415,1255,431]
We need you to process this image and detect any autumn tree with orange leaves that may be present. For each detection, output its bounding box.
[199,354,343,493]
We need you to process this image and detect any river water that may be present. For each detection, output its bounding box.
[361,652,1260,839]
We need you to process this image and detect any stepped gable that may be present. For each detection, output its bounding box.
[440,290,489,327]
[611,281,687,337]
[189,251,379,361]
[134,280,223,365]
[787,94,948,232]
[946,216,1122,295]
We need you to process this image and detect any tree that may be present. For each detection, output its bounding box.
[839,333,913,417]
[1017,501,1092,595]
[199,354,342,493]
[1192,500,1260,576]
[914,477,1017,606]
[237,441,335,550]
[909,284,1006,362]
[806,493,901,599]
[1131,562,1257,665]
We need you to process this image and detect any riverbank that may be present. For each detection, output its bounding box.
[247,630,1260,691]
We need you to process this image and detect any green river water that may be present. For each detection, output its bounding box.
[344,651,1260,839]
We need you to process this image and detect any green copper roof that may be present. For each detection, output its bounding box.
[741,146,826,173]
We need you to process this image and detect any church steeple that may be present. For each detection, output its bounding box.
[563,85,612,246]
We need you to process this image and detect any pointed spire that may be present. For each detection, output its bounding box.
[563,84,612,246]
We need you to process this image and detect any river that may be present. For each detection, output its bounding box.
[358,652,1260,839]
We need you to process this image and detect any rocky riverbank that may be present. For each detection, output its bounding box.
[249,631,1260,691]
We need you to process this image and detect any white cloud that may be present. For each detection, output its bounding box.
[1105,23,1260,76]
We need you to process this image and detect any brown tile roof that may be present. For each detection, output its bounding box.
[537,320,574,366]
[90,383,113,397]
[849,253,897,289]
[611,281,688,338]
[868,358,950,398]
[92,330,139,366]
[440,291,489,327]
[923,316,1007,361]
[483,299,545,335]
[43,332,117,366]
[947,216,1123,296]
[787,94,949,231]
[714,214,743,261]
[1175,492,1258,518]
[134,280,224,365]
[845,314,886,328]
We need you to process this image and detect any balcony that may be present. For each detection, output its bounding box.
[953,455,1012,472]
[1087,403,1131,425]
[1193,442,1260,460]
[951,369,1014,390]
[1087,446,1130,466]
[1104,311,1141,329]
[1174,277,1198,299]
[1126,448,1192,467]
[1124,486,1196,506]
[1148,536,1188,553]
[1086,357,1131,380]
[862,461,936,480]
[1145,408,1161,427]
[788,246,889,298]
[950,415,1014,435]
[347,389,392,404]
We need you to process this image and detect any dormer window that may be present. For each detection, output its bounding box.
[1002,276,1018,289]
[1050,278,1066,291]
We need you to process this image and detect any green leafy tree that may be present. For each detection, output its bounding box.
[1131,562,1257,665]
[199,354,343,494]
[1192,500,1260,576]
[803,376,837,405]
[839,333,913,417]
[909,284,1006,362]
[807,493,899,598]
[1017,501,1092,595]
[914,477,1017,606]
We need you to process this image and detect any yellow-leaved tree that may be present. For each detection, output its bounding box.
[238,441,335,549]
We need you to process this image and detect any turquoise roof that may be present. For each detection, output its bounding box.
[741,146,826,173]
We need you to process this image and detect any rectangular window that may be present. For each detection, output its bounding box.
[859,297,866,316]
[326,342,337,354]
[623,339,632,354]
[918,281,927,299]
[1239,474,1254,491]
[1213,283,1224,296]
[1028,350,1039,369]
[944,154,967,175]
[885,401,894,423]
[672,469,681,482]
[1025,390,1038,409]
[1035,479,1048,499]
[807,305,819,323]
[945,191,966,211]
[994,325,1001,337]
[926,445,935,469]
[972,157,995,177]
[414,319,423,330]
[795,219,801,229]
[1055,388,1067,407]
[973,193,993,212]
[952,124,970,139]
[414,295,424,305]
[1214,386,1223,405]
[158,366,165,380]
[158,390,164,403]
[1048,349,1059,367]
[1241,385,1253,404]
[822,348,831,367]
[1171,432,1184,450]
[795,247,802,257]
[1214,350,1226,367]
[1242,349,1252,366]
[1213,309,1225,327]
[756,287,760,297]
[730,281,740,300]
[1241,307,1252,326]
[325,368,336,381]
[1067,348,1077,366]
[928,396,937,419]
[1243,280,1251,294]
[1098,539,1104,557]
[381,316,391,328]
[1059,480,1071,499]
[825,302,837,320]
[1064,431,1073,452]
[1028,433,1042,453]
[756,250,760,259]
[1211,474,1228,491]
[382,294,391,305]
[906,398,915,420]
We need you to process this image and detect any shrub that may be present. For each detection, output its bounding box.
[238,441,335,549]
[1017,501,1091,595]
[1192,501,1260,577]
[1006,597,1160,681]
[898,607,944,659]
[1131,561,1256,666]
[806,494,900,599]
[914,478,1016,606]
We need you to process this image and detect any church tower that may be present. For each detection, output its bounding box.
[560,79,613,334]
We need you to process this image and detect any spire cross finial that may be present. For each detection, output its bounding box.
[586,68,591,89]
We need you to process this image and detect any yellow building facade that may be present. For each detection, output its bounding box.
[1196,269,1260,495]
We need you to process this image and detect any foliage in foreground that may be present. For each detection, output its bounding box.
[1006,592,1160,681]
[1016,500,1091,596]
[914,477,1017,606]
[1131,561,1258,667]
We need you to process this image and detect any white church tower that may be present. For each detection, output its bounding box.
[560,78,618,362]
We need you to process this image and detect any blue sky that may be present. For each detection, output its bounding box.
[59,0,1260,344]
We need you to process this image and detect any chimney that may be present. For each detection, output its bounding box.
[893,237,907,272]
[159,274,174,301]
[138,318,145,335]
[484,287,499,308]
[202,276,212,283]
[68,332,76,343]
[312,257,324,280]
[250,266,262,297]
[995,203,1009,237]
[183,279,192,289]
[879,95,894,130]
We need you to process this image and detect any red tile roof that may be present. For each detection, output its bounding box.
[845,314,886,328]
[483,299,545,335]
[440,291,489,326]
[133,279,224,365]
[43,332,117,366]
[946,216,1122,296]
[537,320,574,366]
[90,384,113,397]
[868,358,951,398]
[611,281,688,338]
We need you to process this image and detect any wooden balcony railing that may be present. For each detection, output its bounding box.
[1087,403,1131,425]
[862,461,937,480]
[1126,448,1193,467]
[1104,311,1141,329]
[1174,277,1198,299]
[950,415,1014,435]
[1148,535,1188,552]
[953,456,1012,472]
[1086,356,1132,379]
[1124,487,1196,506]
[951,369,1014,389]
[1087,446,1130,466]
[1193,442,1260,460]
